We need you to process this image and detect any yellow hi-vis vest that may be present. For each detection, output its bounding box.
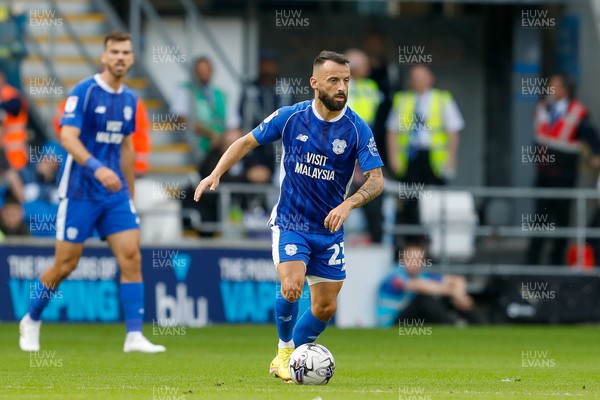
[392,89,452,178]
[347,78,380,126]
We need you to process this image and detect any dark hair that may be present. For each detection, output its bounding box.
[313,50,349,68]
[554,73,576,98]
[103,31,133,48]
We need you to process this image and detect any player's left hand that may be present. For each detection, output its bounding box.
[95,167,122,192]
[324,202,352,233]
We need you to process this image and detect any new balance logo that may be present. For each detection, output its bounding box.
[296,134,308,142]
[278,315,293,322]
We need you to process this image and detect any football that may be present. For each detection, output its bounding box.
[288,343,336,385]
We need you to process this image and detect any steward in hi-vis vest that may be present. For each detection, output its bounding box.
[386,66,463,183]
[0,73,28,170]
[347,78,381,127]
[534,98,587,154]
[385,65,464,246]
[390,88,453,179]
[345,48,385,243]
[526,74,600,266]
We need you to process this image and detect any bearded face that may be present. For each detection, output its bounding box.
[312,60,350,113]
[101,39,134,79]
[318,85,347,112]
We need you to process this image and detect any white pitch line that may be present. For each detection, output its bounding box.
[0,386,595,397]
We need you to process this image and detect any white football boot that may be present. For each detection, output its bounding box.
[19,313,41,352]
[123,332,166,353]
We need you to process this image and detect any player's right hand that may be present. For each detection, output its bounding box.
[94,167,122,192]
[194,174,220,202]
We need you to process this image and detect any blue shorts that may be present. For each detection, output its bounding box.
[55,196,140,243]
[271,226,346,283]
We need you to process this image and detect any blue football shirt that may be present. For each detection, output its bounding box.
[57,74,137,201]
[252,100,384,235]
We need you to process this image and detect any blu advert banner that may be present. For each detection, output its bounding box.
[0,245,311,325]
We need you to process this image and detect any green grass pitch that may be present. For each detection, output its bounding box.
[0,324,599,399]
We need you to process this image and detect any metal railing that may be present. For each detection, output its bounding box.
[125,0,247,161]
[390,185,600,275]
[23,31,64,141]
[22,0,77,140]
[48,0,98,67]
[179,182,600,275]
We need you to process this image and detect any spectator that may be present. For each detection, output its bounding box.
[0,4,27,90]
[362,29,401,168]
[171,56,227,162]
[525,74,600,266]
[0,146,24,204]
[236,51,293,223]
[20,141,64,237]
[188,127,276,238]
[377,242,479,327]
[239,50,292,183]
[386,65,464,246]
[132,98,151,176]
[0,192,28,236]
[345,48,384,243]
[346,48,382,127]
[0,70,28,170]
[189,129,246,237]
[239,50,292,133]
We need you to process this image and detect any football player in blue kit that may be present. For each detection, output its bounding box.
[194,51,384,380]
[19,31,165,353]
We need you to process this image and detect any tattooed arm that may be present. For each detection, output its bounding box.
[346,168,384,209]
[323,168,384,233]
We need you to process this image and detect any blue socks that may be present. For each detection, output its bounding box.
[293,309,329,347]
[28,279,145,332]
[120,282,144,333]
[275,290,299,343]
[28,280,56,321]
